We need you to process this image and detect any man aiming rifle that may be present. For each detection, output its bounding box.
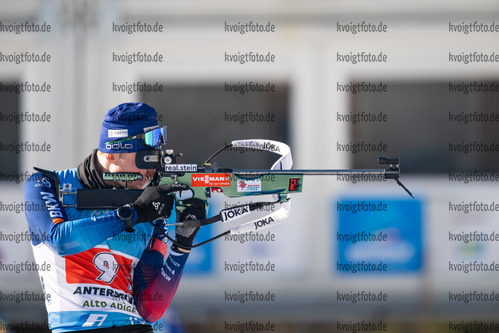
[24,101,412,333]
[24,102,199,332]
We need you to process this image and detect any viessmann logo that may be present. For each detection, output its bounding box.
[191,173,231,187]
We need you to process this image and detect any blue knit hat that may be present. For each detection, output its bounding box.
[99,102,159,153]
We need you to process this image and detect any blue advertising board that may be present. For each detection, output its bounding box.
[335,198,422,274]
[166,210,213,275]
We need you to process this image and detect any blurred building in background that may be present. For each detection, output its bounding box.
[1,0,499,331]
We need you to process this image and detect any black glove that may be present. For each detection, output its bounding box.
[172,198,206,253]
[131,184,189,223]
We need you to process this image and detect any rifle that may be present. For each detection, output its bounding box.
[57,139,413,248]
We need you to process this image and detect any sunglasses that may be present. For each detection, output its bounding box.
[106,126,167,148]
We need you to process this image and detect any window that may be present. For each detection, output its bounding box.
[144,83,290,169]
[350,81,499,173]
[0,88,20,180]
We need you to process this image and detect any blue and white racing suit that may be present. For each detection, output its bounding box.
[24,166,188,332]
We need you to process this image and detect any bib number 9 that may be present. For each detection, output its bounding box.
[93,252,119,284]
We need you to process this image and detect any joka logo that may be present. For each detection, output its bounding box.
[254,216,275,230]
[221,205,250,222]
[260,141,280,152]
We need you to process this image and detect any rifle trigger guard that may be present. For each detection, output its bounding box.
[173,187,195,203]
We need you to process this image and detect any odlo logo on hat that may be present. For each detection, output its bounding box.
[99,102,159,154]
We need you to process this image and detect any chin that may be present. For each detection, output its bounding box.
[125,182,147,190]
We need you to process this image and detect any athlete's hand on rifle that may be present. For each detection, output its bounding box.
[130,184,190,223]
[172,198,206,253]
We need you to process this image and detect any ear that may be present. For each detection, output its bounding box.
[105,153,117,165]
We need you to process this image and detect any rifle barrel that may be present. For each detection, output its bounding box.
[232,168,390,176]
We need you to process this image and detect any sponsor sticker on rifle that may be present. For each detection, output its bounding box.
[191,173,231,187]
[237,179,262,192]
[164,164,198,172]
